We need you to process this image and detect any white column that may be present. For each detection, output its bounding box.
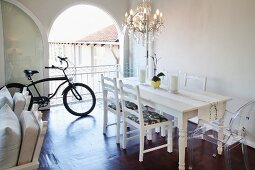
[129,34,134,77]
[119,30,126,78]
[90,45,94,66]
[0,2,5,86]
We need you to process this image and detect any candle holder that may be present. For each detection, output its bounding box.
[170,75,178,93]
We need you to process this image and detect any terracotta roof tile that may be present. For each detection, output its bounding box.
[78,24,118,42]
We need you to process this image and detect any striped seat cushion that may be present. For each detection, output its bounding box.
[128,110,168,125]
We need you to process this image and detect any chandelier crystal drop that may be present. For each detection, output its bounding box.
[124,0,164,45]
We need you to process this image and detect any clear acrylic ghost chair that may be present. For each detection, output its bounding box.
[183,73,207,91]
[184,73,207,124]
[119,80,173,162]
[188,100,255,170]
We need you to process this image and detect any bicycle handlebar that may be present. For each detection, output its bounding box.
[45,56,69,71]
[58,56,68,61]
[45,65,58,69]
[45,65,62,69]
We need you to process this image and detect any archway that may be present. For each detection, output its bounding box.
[48,5,121,105]
[1,0,48,97]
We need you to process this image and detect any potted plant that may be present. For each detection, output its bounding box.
[151,72,165,88]
[150,53,165,88]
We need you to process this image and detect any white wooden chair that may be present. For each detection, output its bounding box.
[119,80,173,162]
[101,74,122,144]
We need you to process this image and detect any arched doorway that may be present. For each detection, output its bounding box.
[48,5,121,105]
[1,0,48,96]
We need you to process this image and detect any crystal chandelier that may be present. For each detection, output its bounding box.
[124,0,164,45]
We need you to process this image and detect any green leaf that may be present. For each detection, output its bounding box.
[152,76,160,81]
[157,72,165,77]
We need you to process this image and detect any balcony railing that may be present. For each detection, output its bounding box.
[49,64,120,105]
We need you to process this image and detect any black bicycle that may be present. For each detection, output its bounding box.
[5,56,96,117]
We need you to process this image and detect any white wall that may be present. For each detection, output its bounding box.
[17,0,129,36]
[154,0,255,99]
[131,0,255,147]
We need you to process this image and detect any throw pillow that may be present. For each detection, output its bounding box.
[0,86,14,110]
[18,110,40,165]
[13,92,26,119]
[0,104,21,169]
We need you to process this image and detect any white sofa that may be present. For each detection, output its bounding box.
[0,87,48,170]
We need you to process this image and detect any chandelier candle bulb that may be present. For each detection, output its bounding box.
[156,9,159,15]
[125,12,128,21]
[160,13,163,22]
[144,9,147,19]
[130,9,133,16]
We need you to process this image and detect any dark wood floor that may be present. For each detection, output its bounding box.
[40,103,255,170]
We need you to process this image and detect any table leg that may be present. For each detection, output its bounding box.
[217,101,226,155]
[178,112,195,170]
[178,129,186,170]
[217,133,223,155]
[183,122,188,148]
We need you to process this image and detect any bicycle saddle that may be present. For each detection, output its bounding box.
[24,70,39,77]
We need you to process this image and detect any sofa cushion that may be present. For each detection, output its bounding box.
[13,92,26,119]
[18,110,40,165]
[0,86,14,110]
[0,104,21,169]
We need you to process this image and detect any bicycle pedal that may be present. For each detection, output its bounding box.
[48,93,53,97]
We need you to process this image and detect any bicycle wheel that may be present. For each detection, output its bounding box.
[3,83,34,110]
[63,83,96,116]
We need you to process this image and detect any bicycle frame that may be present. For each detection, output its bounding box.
[26,76,70,100]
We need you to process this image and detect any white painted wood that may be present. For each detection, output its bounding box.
[7,162,39,170]
[101,74,122,144]
[120,77,230,170]
[119,80,173,162]
[0,2,5,87]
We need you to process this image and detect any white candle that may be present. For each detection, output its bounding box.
[130,9,133,16]
[139,69,146,83]
[125,12,128,22]
[170,75,178,93]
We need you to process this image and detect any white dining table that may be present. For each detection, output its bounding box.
[120,77,231,170]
